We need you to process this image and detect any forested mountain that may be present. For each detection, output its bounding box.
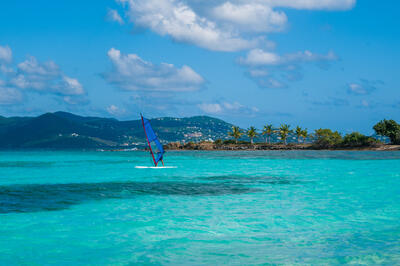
[0,112,234,149]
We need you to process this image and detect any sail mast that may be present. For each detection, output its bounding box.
[141,114,157,166]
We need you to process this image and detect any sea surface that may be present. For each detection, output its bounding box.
[1,150,400,265]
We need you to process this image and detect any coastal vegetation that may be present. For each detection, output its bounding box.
[262,124,273,144]
[228,126,243,144]
[341,132,378,148]
[313,128,342,148]
[295,126,308,143]
[0,111,399,150]
[278,124,292,145]
[171,118,400,151]
[373,119,400,144]
[246,126,258,144]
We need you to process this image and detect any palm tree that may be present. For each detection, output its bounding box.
[247,126,258,144]
[228,126,243,144]
[301,129,308,143]
[262,124,273,144]
[295,126,302,143]
[279,124,292,145]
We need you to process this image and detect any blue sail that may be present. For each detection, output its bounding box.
[141,116,164,165]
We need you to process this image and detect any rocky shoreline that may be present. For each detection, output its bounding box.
[164,142,400,151]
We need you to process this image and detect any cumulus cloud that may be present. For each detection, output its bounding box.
[6,56,85,97]
[198,103,223,114]
[212,2,287,33]
[103,48,204,91]
[240,49,337,89]
[116,0,356,51]
[106,9,124,24]
[0,86,22,105]
[117,0,270,51]
[347,79,383,95]
[240,49,337,66]
[0,46,86,105]
[261,0,356,10]
[198,101,259,115]
[17,56,59,76]
[107,104,126,116]
[240,49,281,65]
[58,76,84,95]
[0,45,12,64]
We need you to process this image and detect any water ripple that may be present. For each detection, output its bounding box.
[203,175,306,185]
[0,181,260,213]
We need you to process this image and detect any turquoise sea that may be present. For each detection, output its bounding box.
[1,150,400,265]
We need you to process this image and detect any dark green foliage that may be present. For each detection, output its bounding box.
[0,112,234,149]
[342,132,378,147]
[373,119,400,144]
[246,126,258,144]
[228,126,243,143]
[314,128,342,148]
[214,139,223,145]
[278,124,292,145]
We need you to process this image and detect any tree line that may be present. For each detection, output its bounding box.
[225,119,400,148]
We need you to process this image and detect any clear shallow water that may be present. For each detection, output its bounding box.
[0,150,400,265]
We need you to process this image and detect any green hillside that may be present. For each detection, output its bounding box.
[0,112,234,149]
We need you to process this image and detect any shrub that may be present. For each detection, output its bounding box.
[342,132,378,147]
[313,128,342,148]
[373,119,400,144]
[214,139,223,145]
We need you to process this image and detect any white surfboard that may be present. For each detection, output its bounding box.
[135,166,177,169]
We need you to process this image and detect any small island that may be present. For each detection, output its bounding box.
[165,119,400,151]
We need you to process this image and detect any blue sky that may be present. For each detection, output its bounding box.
[0,0,399,134]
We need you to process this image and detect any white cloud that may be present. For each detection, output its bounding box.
[285,50,337,63]
[0,86,22,105]
[186,0,356,11]
[347,79,382,95]
[212,2,287,33]
[240,49,338,89]
[117,0,260,51]
[104,48,204,91]
[198,101,259,115]
[107,104,126,116]
[239,49,281,65]
[0,45,12,64]
[240,49,337,66]
[0,65,14,74]
[0,46,86,106]
[17,56,59,76]
[5,56,85,96]
[348,83,365,94]
[198,103,223,114]
[59,76,84,95]
[116,0,356,51]
[262,0,356,10]
[107,9,124,24]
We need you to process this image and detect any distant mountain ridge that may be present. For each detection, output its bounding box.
[0,112,234,149]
